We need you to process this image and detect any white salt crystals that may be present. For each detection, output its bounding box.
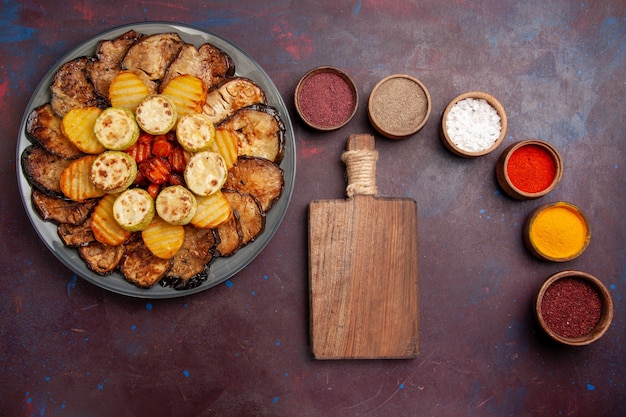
[445,97,502,153]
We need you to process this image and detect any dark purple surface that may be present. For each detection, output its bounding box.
[2,1,624,416]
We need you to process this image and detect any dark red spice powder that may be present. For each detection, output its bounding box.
[540,277,602,338]
[507,144,556,193]
[297,72,355,128]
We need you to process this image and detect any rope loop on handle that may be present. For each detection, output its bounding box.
[341,148,378,197]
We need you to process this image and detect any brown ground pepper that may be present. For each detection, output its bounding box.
[540,277,602,338]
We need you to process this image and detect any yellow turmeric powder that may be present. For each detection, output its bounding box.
[529,203,590,260]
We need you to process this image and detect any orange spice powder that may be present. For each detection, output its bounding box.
[507,144,556,193]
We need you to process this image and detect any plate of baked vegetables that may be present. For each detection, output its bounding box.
[17,22,295,298]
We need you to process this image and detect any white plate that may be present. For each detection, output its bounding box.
[16,22,295,299]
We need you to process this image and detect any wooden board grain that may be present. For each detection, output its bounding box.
[308,134,419,359]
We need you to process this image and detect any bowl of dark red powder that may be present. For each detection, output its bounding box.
[496,140,563,200]
[535,270,613,346]
[294,66,358,131]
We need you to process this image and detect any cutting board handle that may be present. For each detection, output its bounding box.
[342,134,378,197]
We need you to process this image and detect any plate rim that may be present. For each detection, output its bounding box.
[16,21,296,299]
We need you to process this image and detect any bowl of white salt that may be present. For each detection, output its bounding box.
[441,91,507,157]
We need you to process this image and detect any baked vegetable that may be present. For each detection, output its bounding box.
[218,104,285,163]
[94,107,139,150]
[22,145,73,197]
[61,107,106,154]
[222,189,265,247]
[113,188,155,231]
[210,128,238,170]
[89,151,137,194]
[184,151,228,196]
[59,155,106,202]
[155,185,197,226]
[176,113,215,152]
[224,156,284,212]
[142,216,185,259]
[78,242,125,276]
[26,104,84,159]
[32,189,97,225]
[108,70,151,110]
[202,77,266,124]
[161,74,207,117]
[134,94,177,135]
[119,238,172,288]
[90,194,133,246]
[191,190,232,229]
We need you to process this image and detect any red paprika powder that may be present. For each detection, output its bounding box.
[506,144,556,193]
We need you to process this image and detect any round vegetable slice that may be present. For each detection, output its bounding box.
[184,151,228,196]
[176,113,215,152]
[94,107,140,150]
[113,188,155,231]
[155,185,197,225]
[135,94,177,135]
[142,216,185,259]
[90,151,138,194]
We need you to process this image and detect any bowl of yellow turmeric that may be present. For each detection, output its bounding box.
[523,202,591,262]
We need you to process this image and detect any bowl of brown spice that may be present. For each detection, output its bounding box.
[367,74,431,139]
[535,270,613,346]
[294,66,358,131]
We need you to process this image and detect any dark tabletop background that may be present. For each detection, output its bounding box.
[1,1,624,416]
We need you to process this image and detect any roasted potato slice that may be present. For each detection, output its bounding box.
[90,194,132,246]
[222,189,265,247]
[59,155,107,202]
[224,156,284,212]
[119,238,172,288]
[161,74,208,117]
[218,104,285,164]
[78,241,125,276]
[21,145,73,197]
[32,189,97,225]
[26,103,84,159]
[191,190,232,229]
[61,107,106,154]
[108,70,152,110]
[141,216,185,259]
[202,77,266,125]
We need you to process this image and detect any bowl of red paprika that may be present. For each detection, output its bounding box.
[496,139,563,200]
[535,270,614,346]
[294,66,358,131]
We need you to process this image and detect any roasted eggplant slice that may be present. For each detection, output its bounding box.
[160,42,235,93]
[214,209,242,257]
[26,104,84,159]
[50,56,106,118]
[222,189,265,247]
[78,241,125,276]
[86,29,143,100]
[218,104,285,164]
[161,225,217,290]
[57,220,95,247]
[122,32,184,81]
[224,156,284,212]
[119,239,172,289]
[21,145,72,197]
[202,77,266,124]
[32,189,96,225]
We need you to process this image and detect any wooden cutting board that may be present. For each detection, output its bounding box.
[309,134,419,359]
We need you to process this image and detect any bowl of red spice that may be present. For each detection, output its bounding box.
[535,270,613,346]
[441,91,507,157]
[294,66,358,131]
[496,140,563,200]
